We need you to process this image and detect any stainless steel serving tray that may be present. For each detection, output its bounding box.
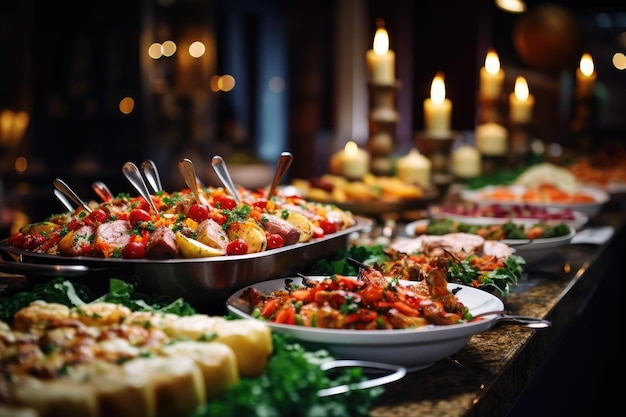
[0,216,373,312]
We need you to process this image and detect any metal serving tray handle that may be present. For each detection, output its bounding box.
[0,261,91,277]
[317,360,407,397]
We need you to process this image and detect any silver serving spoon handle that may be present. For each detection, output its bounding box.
[178,158,207,205]
[92,181,114,202]
[53,178,92,213]
[470,310,552,329]
[141,159,163,193]
[267,151,293,199]
[122,162,159,214]
[211,155,241,204]
[53,189,75,212]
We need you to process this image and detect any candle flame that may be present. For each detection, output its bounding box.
[344,140,359,156]
[485,50,501,75]
[430,73,446,105]
[373,27,389,55]
[580,53,594,77]
[514,76,529,101]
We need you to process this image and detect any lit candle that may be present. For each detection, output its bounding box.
[576,53,596,99]
[475,122,508,156]
[342,141,370,180]
[366,23,395,84]
[452,145,481,179]
[423,72,452,136]
[396,148,431,188]
[509,76,534,125]
[479,49,504,100]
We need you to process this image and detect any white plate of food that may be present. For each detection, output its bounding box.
[428,203,589,230]
[227,275,504,371]
[404,219,576,262]
[459,184,609,218]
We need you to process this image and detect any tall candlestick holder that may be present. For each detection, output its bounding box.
[414,130,457,193]
[367,81,400,176]
[476,94,505,126]
[570,96,597,153]
[507,121,531,169]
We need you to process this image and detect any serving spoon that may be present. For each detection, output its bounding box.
[267,151,293,199]
[469,310,552,329]
[122,161,159,214]
[178,158,210,206]
[53,189,75,212]
[92,181,114,202]
[53,178,92,213]
[141,159,163,193]
[211,155,241,204]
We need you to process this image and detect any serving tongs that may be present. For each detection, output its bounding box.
[122,161,159,214]
[211,155,241,204]
[53,178,92,213]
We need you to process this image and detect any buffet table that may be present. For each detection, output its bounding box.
[369,198,625,417]
[0,183,623,417]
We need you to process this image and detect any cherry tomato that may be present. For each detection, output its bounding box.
[213,194,237,210]
[8,232,25,248]
[252,199,268,210]
[226,238,248,255]
[128,209,152,227]
[85,209,109,225]
[266,233,285,249]
[188,203,210,223]
[319,218,338,235]
[122,241,146,259]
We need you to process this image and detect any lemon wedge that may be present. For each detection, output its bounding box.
[175,232,225,258]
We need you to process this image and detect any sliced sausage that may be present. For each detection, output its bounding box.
[260,214,301,245]
[58,224,96,257]
[94,219,133,258]
[146,226,179,259]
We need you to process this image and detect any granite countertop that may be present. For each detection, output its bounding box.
[369,207,625,417]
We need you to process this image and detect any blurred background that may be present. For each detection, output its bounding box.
[0,0,624,225]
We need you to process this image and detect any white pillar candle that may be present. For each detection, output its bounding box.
[396,148,431,188]
[366,25,395,84]
[424,73,452,136]
[475,122,508,156]
[576,53,596,99]
[452,145,481,179]
[479,49,504,100]
[509,76,534,124]
[341,141,370,180]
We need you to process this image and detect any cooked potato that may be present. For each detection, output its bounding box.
[175,232,225,258]
[196,219,228,250]
[226,221,267,253]
[284,212,314,242]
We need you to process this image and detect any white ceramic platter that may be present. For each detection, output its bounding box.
[459,185,610,218]
[427,205,589,230]
[226,277,504,371]
[403,219,576,261]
